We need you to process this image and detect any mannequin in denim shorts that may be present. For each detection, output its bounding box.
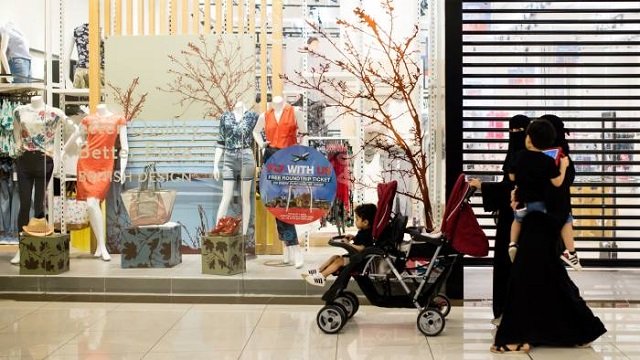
[213,101,259,236]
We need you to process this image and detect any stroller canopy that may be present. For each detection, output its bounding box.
[373,181,398,240]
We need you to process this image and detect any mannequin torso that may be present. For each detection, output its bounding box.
[253,96,307,149]
[14,96,66,157]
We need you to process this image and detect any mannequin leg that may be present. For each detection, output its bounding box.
[87,197,110,261]
[216,180,235,225]
[240,180,252,235]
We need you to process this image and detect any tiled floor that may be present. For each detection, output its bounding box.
[0,300,637,359]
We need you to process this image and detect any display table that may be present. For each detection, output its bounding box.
[120,223,182,268]
[201,234,245,275]
[19,233,70,275]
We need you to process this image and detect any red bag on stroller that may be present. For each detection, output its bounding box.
[441,174,488,257]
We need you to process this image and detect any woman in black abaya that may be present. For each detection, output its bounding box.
[490,116,606,353]
[469,114,530,322]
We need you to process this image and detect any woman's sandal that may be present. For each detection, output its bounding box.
[490,343,531,354]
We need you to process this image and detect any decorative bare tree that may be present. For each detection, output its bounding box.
[158,35,255,118]
[106,77,148,121]
[283,1,433,229]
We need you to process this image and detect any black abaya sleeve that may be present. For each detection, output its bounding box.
[480,179,513,213]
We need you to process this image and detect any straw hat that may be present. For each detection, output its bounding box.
[23,217,54,237]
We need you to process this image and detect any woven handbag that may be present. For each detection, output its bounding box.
[121,163,176,226]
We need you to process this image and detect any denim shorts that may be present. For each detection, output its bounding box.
[221,148,255,181]
[9,57,31,83]
[513,201,546,223]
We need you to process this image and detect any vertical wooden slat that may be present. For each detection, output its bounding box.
[149,0,156,35]
[127,0,133,35]
[182,0,189,34]
[248,0,255,35]
[192,0,200,34]
[259,0,267,112]
[104,0,112,37]
[89,0,101,112]
[225,0,233,33]
[272,0,282,97]
[237,0,244,33]
[170,0,178,34]
[115,0,122,35]
[160,0,168,34]
[138,0,145,35]
[204,0,211,33]
[215,0,222,34]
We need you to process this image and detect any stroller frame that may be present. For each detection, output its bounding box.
[315,181,476,336]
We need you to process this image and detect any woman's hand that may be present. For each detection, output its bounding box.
[468,178,481,189]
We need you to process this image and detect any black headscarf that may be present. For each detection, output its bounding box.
[503,114,531,172]
[540,114,570,155]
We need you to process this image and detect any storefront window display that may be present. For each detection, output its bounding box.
[0,0,437,297]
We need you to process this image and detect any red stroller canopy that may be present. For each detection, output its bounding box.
[372,181,398,240]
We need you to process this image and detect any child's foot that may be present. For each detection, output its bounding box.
[305,273,326,287]
[508,243,518,263]
[561,250,583,270]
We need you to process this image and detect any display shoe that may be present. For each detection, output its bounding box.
[293,245,304,269]
[282,245,291,265]
[10,250,20,265]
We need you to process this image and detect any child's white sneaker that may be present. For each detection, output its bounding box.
[305,273,326,287]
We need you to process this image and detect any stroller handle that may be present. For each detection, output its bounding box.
[328,236,359,255]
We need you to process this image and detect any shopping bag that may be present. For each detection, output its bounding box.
[121,163,176,226]
[53,190,89,230]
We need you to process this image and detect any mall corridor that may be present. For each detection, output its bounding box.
[0,299,637,359]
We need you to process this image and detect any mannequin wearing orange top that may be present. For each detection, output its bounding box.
[253,96,306,268]
[67,104,128,261]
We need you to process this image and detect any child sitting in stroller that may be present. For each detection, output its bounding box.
[303,203,377,287]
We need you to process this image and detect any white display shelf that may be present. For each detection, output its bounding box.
[51,88,90,96]
[0,83,45,93]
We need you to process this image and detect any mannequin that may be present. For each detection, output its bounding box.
[65,23,105,88]
[0,23,31,83]
[10,96,67,264]
[213,101,259,236]
[70,104,128,261]
[253,96,307,268]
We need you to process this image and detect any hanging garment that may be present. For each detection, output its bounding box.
[329,150,350,211]
[0,101,18,157]
[76,113,126,201]
[361,152,383,204]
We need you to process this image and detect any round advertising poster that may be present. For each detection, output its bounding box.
[260,145,337,225]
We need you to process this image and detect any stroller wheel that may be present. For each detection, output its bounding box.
[317,304,347,334]
[417,308,445,336]
[334,291,359,319]
[431,294,451,317]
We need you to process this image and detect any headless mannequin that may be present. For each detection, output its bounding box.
[253,96,307,268]
[213,101,254,236]
[64,24,105,89]
[10,96,70,264]
[64,104,128,261]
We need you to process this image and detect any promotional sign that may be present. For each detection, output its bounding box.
[260,145,337,225]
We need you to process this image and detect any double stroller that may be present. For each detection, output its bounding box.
[315,178,481,336]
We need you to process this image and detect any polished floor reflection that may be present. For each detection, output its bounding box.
[0,300,637,359]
